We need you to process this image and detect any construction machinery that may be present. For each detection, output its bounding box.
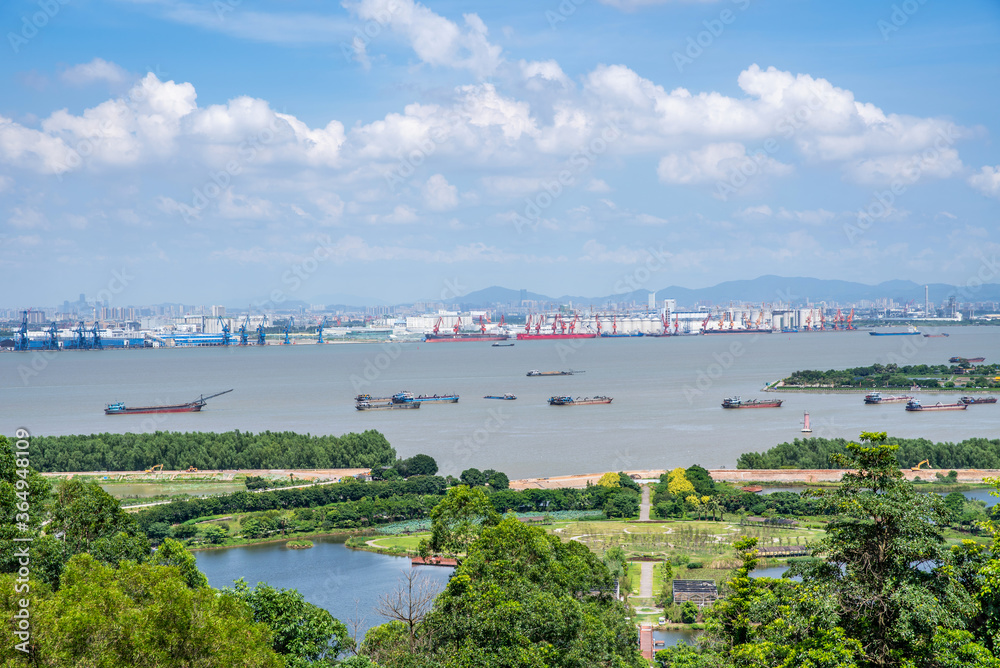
[316,316,328,344]
[911,460,931,471]
[186,466,199,473]
[15,310,29,351]
[144,464,163,473]
[217,316,231,346]
[256,314,268,345]
[238,312,250,346]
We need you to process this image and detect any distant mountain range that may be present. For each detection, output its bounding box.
[439,276,1000,309]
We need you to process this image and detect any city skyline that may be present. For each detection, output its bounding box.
[2,1,999,306]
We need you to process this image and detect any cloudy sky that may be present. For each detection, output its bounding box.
[2,0,999,307]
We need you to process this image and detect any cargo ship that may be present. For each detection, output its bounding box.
[527,369,581,377]
[484,394,517,400]
[721,396,783,409]
[923,333,950,338]
[950,356,986,364]
[355,394,392,403]
[869,326,921,336]
[548,395,612,405]
[391,391,459,404]
[960,396,997,404]
[905,399,967,411]
[516,332,597,340]
[105,389,232,415]
[864,392,914,404]
[356,401,420,411]
[491,342,515,347]
[703,328,773,335]
[424,332,509,342]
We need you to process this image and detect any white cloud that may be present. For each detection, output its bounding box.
[423,174,458,211]
[348,0,502,76]
[519,60,571,90]
[598,0,716,8]
[8,207,47,229]
[735,204,773,218]
[657,142,792,185]
[969,165,1000,199]
[580,239,671,263]
[776,208,835,225]
[587,179,611,193]
[60,58,129,87]
[845,148,962,185]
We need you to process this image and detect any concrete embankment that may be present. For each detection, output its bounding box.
[510,468,1000,489]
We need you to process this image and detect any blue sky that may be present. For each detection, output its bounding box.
[2,0,999,307]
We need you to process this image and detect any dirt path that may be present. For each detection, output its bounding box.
[639,485,651,521]
[640,562,653,598]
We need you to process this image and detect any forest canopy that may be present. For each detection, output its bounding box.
[738,435,1000,470]
[19,429,397,472]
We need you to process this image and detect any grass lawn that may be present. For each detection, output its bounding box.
[366,533,431,551]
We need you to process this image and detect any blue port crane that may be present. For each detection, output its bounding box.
[45,322,59,350]
[91,321,103,349]
[316,316,328,344]
[283,316,295,345]
[75,321,88,350]
[237,311,250,346]
[256,314,268,346]
[217,316,231,346]
[15,310,29,351]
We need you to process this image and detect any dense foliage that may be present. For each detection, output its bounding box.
[657,433,1000,668]
[738,435,1000,470]
[24,429,397,471]
[0,555,285,667]
[413,516,645,667]
[780,362,999,389]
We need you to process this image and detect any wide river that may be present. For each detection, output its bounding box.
[4,326,999,478]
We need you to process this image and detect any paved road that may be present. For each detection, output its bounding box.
[639,485,651,521]
[122,477,348,512]
[639,561,653,598]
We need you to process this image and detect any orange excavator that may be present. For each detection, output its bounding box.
[910,460,931,472]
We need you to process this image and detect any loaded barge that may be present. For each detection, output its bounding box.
[905,399,967,411]
[548,396,612,405]
[722,396,783,409]
[864,392,914,405]
[105,389,232,415]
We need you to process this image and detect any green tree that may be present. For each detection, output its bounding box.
[429,485,499,558]
[199,524,228,544]
[0,554,282,666]
[404,454,438,477]
[680,601,699,624]
[794,432,978,667]
[150,537,209,588]
[685,465,716,496]
[486,470,510,490]
[226,579,349,666]
[459,468,486,487]
[422,516,645,667]
[605,490,640,518]
[597,471,622,488]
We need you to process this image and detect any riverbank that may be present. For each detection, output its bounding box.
[187,530,364,552]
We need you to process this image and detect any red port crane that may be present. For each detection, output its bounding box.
[453,317,461,335]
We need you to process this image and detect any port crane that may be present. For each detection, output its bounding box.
[700,313,711,333]
[15,310,29,351]
[217,316,231,346]
[45,322,59,350]
[453,316,461,335]
[282,316,295,345]
[256,314,268,345]
[847,308,855,330]
[75,322,88,349]
[237,312,250,345]
[316,316,328,344]
[674,315,680,335]
[91,321,103,349]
